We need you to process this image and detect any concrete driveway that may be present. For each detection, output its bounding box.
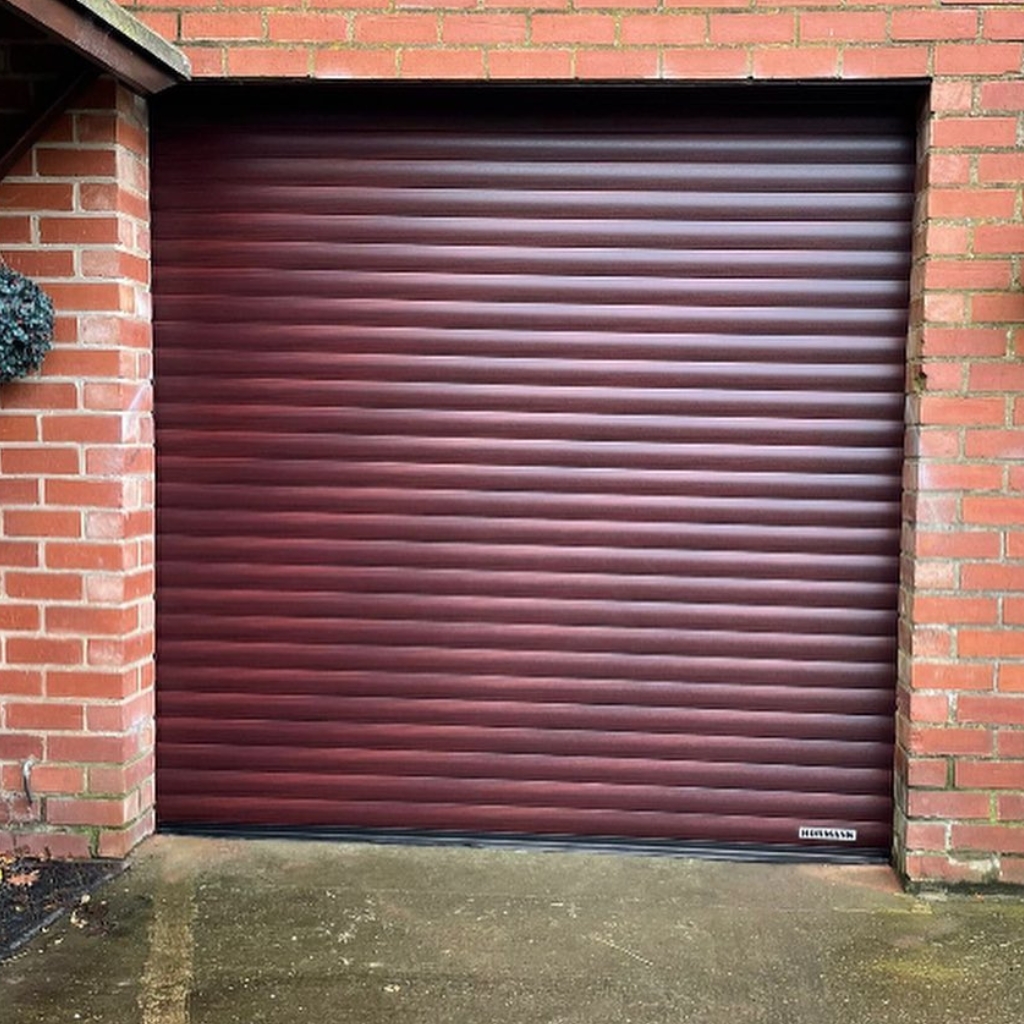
[2,835,1023,1023]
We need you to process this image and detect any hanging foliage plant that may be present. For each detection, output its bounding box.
[0,265,55,384]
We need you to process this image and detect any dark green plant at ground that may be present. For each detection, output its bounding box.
[0,265,54,384]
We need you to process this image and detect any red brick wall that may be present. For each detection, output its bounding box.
[898,57,1024,885]
[3,0,1023,883]
[121,0,1024,83]
[0,78,155,859]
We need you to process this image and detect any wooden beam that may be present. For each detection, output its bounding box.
[0,0,188,94]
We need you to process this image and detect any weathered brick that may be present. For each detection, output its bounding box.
[978,153,1024,184]
[909,726,994,757]
[910,662,994,692]
[906,758,949,788]
[799,12,886,42]
[225,47,311,75]
[442,14,526,44]
[752,46,839,78]
[980,80,1024,111]
[843,47,930,80]
[891,10,978,41]
[951,823,1024,854]
[662,49,748,77]
[354,14,438,44]
[710,13,794,44]
[958,695,1024,727]
[931,117,1019,149]
[998,665,1024,693]
[985,10,1024,41]
[925,257,1012,289]
[267,13,349,42]
[5,701,84,731]
[401,48,485,77]
[313,49,397,77]
[488,49,573,77]
[934,43,1022,75]
[907,790,992,820]
[960,630,1024,659]
[531,14,616,44]
[620,14,704,45]
[575,49,660,77]
[974,225,1024,256]
[181,12,264,39]
[912,595,999,625]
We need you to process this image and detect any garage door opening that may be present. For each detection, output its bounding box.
[152,84,919,860]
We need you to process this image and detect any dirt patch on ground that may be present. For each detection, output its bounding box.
[0,854,121,961]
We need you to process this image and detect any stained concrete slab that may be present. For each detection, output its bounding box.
[2,836,1023,1024]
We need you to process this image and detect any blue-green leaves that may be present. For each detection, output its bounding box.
[0,265,55,384]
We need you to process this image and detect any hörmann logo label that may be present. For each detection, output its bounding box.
[798,827,858,843]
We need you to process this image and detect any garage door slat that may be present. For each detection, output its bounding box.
[157,188,912,223]
[155,668,892,710]
[152,795,893,848]
[158,769,892,821]
[156,243,912,279]
[159,745,890,792]
[157,539,898,581]
[156,215,910,251]
[158,646,894,688]
[156,385,901,420]
[157,718,891,767]
[157,565,897,610]
[157,270,909,303]
[159,519,898,556]
[159,489,899,528]
[158,592,894,635]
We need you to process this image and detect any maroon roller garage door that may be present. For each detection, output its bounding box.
[153,86,914,854]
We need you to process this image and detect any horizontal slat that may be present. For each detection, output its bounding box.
[157,719,892,767]
[155,244,913,281]
[161,188,913,222]
[158,769,891,822]
[157,463,902,499]
[156,538,898,582]
[160,744,890,794]
[153,692,897,741]
[161,156,913,190]
[158,488,899,529]
[154,591,895,638]
[159,513,898,554]
[152,325,908,363]
[153,669,893,711]
[155,299,909,337]
[156,565,898,611]
[158,126,913,162]
[158,215,910,252]
[156,352,907,388]
[157,615,896,662]
[152,795,892,848]
[156,644,895,689]
[158,383,903,420]
[153,409,903,447]
[157,436,902,475]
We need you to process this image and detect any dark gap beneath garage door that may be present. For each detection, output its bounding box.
[151,83,921,861]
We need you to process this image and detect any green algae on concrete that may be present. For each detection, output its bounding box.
[2,837,1023,1024]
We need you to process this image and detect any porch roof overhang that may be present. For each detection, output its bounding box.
[0,0,188,179]
[1,0,190,95]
